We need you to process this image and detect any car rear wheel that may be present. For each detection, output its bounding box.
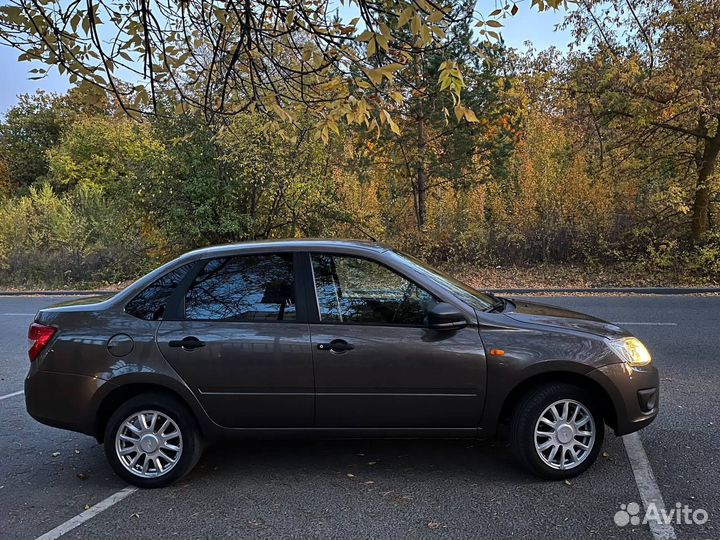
[104,393,203,488]
[510,382,604,479]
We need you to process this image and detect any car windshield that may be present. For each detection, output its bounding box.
[389,250,498,312]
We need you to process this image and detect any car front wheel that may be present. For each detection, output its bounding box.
[510,382,604,479]
[104,393,203,488]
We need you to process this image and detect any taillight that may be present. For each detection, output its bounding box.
[28,323,57,362]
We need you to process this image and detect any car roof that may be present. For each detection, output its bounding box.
[108,238,395,307]
[181,238,392,259]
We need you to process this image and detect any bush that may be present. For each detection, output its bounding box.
[0,184,153,287]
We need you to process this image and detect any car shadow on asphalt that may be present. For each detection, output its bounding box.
[187,437,531,485]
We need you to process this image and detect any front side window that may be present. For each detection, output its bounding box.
[125,263,194,321]
[185,254,296,321]
[311,254,437,325]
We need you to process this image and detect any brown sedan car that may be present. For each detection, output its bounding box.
[25,240,659,487]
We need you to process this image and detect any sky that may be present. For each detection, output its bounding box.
[0,6,571,115]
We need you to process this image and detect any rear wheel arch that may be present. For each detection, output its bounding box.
[498,371,618,432]
[95,382,205,443]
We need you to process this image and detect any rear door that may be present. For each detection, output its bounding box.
[305,252,486,429]
[156,252,314,428]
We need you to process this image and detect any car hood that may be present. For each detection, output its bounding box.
[504,299,629,338]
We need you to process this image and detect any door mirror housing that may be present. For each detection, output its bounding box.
[427,302,467,331]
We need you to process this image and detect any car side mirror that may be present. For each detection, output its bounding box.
[427,302,467,331]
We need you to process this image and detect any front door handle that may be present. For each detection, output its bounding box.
[317,339,355,352]
[169,336,206,350]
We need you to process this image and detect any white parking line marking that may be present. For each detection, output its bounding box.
[34,487,138,540]
[623,432,677,540]
[613,322,677,326]
[0,312,35,316]
[0,390,24,401]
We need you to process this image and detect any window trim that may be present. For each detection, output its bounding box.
[302,251,440,328]
[163,252,308,323]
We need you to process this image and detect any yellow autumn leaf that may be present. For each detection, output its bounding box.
[464,108,480,122]
[376,34,389,52]
[363,67,383,86]
[411,14,422,35]
[388,116,401,134]
[454,104,465,121]
[367,36,376,56]
[428,10,445,23]
[397,7,413,28]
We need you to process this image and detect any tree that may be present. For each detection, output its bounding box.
[0,92,64,189]
[42,115,172,276]
[0,0,566,128]
[348,14,516,231]
[217,114,340,238]
[140,110,342,248]
[566,0,720,242]
[48,115,167,194]
[0,154,10,196]
[493,102,614,262]
[0,86,116,192]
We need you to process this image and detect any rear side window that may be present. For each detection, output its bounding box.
[125,263,194,321]
[184,254,296,322]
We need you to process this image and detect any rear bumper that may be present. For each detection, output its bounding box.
[588,363,659,435]
[25,370,111,436]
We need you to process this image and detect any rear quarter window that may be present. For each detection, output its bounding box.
[125,263,194,320]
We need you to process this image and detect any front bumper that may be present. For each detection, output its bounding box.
[25,370,111,436]
[588,363,659,435]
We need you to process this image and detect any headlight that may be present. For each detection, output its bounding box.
[607,337,652,367]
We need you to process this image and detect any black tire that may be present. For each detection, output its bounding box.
[104,392,203,488]
[510,382,604,480]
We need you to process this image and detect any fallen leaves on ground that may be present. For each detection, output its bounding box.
[456,263,720,290]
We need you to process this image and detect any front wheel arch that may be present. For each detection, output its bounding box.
[497,371,618,433]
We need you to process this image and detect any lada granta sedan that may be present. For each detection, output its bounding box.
[25,240,659,487]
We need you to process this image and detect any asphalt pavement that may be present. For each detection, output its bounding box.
[0,295,717,540]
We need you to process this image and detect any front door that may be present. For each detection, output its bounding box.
[157,252,314,428]
[306,253,486,428]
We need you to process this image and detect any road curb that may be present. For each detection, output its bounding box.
[1,287,719,296]
[0,290,115,296]
[488,287,720,295]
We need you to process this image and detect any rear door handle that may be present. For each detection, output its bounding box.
[169,336,206,350]
[317,339,354,352]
